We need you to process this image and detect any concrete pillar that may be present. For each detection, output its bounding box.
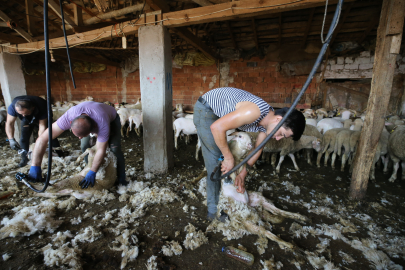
[138,25,173,174]
[0,52,27,142]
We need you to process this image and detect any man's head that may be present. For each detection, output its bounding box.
[15,100,35,117]
[267,107,306,141]
[71,115,93,139]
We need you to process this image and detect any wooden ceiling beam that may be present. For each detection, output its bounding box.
[191,0,213,7]
[4,0,357,52]
[329,2,354,47]
[301,8,315,48]
[25,0,38,36]
[0,32,26,43]
[358,16,380,44]
[251,18,259,50]
[73,4,83,26]
[0,9,33,41]
[278,13,282,47]
[52,49,121,67]
[47,0,77,30]
[226,21,237,49]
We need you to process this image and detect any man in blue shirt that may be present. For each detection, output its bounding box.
[6,95,60,167]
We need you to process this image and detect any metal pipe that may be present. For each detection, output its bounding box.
[212,0,345,182]
[0,21,17,29]
[59,0,76,88]
[83,3,146,25]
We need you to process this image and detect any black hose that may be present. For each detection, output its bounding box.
[59,0,76,88]
[212,0,344,182]
[23,0,52,192]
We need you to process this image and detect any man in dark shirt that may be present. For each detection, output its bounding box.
[6,95,60,167]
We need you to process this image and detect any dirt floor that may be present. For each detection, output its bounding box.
[0,128,404,270]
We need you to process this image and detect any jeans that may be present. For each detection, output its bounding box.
[193,100,222,214]
[20,119,60,153]
[80,115,126,183]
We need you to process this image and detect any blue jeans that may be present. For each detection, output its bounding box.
[80,115,126,184]
[193,100,222,214]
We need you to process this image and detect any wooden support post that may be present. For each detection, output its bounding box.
[25,0,37,36]
[74,4,83,26]
[350,0,405,200]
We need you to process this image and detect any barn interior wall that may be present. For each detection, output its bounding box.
[24,57,318,110]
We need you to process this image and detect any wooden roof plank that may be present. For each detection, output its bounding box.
[0,9,33,41]
[3,0,358,52]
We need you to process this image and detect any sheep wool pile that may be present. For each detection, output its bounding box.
[183,223,208,250]
[0,200,62,239]
[161,240,183,256]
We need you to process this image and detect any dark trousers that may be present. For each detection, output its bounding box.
[80,115,126,183]
[20,119,60,153]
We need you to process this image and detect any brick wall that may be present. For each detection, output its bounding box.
[25,57,318,109]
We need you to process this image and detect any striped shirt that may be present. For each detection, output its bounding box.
[202,87,273,133]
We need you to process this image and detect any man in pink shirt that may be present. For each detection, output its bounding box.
[28,101,126,188]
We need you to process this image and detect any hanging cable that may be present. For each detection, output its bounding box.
[59,0,76,88]
[212,0,345,182]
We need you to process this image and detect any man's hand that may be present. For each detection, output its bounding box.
[9,138,20,150]
[28,166,42,182]
[234,172,246,193]
[79,170,96,189]
[221,156,234,174]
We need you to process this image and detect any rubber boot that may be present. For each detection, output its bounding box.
[18,152,29,167]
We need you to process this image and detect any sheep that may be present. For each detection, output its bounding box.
[195,129,236,161]
[316,118,343,134]
[332,129,356,171]
[207,131,309,250]
[34,145,117,200]
[370,128,389,180]
[173,117,197,149]
[387,125,405,182]
[255,133,321,173]
[127,111,143,137]
[315,108,328,119]
[52,108,69,121]
[316,128,346,167]
[302,109,316,119]
[117,108,141,137]
[123,99,142,110]
[349,119,363,131]
[305,118,317,127]
[302,124,323,166]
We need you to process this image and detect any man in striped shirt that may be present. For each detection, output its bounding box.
[194,87,305,221]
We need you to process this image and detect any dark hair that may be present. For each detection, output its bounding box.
[274,107,306,141]
[71,115,93,137]
[15,100,34,110]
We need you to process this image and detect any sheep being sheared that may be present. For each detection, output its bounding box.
[34,145,117,199]
[207,132,309,250]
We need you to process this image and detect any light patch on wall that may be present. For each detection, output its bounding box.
[209,75,217,89]
[219,61,233,87]
[121,56,139,103]
[202,76,206,83]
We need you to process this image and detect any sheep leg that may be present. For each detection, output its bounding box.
[288,153,300,171]
[195,137,201,161]
[316,151,323,168]
[135,127,140,137]
[261,210,285,224]
[402,162,405,180]
[370,161,376,181]
[306,149,312,165]
[331,152,337,169]
[341,153,348,172]
[324,151,330,166]
[248,192,309,222]
[120,126,125,137]
[383,155,389,173]
[243,221,294,249]
[271,153,277,167]
[388,162,399,182]
[275,155,285,173]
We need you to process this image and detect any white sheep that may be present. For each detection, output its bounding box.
[173,117,197,149]
[208,131,309,250]
[127,112,143,137]
[195,129,236,161]
[302,124,323,166]
[387,125,405,182]
[117,108,141,137]
[316,128,346,167]
[316,118,343,134]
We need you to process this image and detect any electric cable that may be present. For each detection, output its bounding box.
[211,0,345,182]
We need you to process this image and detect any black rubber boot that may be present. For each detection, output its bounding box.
[18,152,29,167]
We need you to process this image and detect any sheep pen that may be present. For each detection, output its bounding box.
[0,128,404,269]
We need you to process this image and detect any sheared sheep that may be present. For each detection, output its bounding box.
[208,131,309,250]
[173,117,197,149]
[316,128,346,167]
[34,145,117,199]
[316,118,343,134]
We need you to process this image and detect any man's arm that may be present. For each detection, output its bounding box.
[5,114,16,140]
[234,131,267,193]
[210,102,261,173]
[90,141,108,172]
[38,119,47,137]
[31,122,64,166]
